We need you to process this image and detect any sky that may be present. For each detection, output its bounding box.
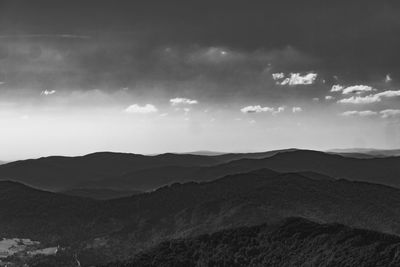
[0,0,400,160]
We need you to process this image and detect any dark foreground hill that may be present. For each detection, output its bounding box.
[0,181,106,243]
[102,217,400,267]
[4,168,400,265]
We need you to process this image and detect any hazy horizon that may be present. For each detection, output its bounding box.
[2,146,400,162]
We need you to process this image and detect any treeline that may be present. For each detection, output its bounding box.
[104,217,400,267]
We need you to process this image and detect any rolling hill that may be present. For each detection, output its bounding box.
[102,217,400,267]
[3,149,400,192]
[59,188,142,200]
[0,150,294,190]
[82,149,400,191]
[0,181,105,243]
[0,152,221,190]
[3,167,400,265]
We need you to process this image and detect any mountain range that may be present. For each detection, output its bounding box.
[0,149,296,191]
[84,149,400,191]
[3,165,400,265]
[2,149,400,265]
[1,149,400,193]
[102,217,400,267]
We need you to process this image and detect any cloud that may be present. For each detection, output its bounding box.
[338,90,400,104]
[274,106,285,114]
[240,105,274,113]
[292,107,303,113]
[380,109,400,118]
[40,90,56,96]
[325,95,334,100]
[338,95,380,104]
[342,85,375,95]
[331,85,344,92]
[341,110,377,117]
[375,90,400,98]
[272,73,285,80]
[331,84,375,95]
[240,105,285,114]
[125,104,158,114]
[273,72,317,86]
[170,97,198,106]
[385,74,392,83]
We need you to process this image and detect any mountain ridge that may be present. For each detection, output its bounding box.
[4,168,400,264]
[101,217,400,267]
[2,148,400,191]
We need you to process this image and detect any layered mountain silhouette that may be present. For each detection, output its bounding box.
[81,149,400,191]
[0,152,222,190]
[3,166,400,265]
[0,149,295,190]
[101,218,400,267]
[1,149,400,192]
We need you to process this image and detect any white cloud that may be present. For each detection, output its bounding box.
[312,97,320,102]
[292,107,303,113]
[338,90,400,104]
[325,95,334,100]
[331,84,375,94]
[342,85,375,95]
[278,72,317,86]
[240,105,286,114]
[385,74,392,83]
[341,110,377,117]
[240,105,274,113]
[331,85,344,92]
[338,95,380,104]
[380,109,400,119]
[41,90,56,96]
[170,97,198,106]
[125,104,158,114]
[273,106,285,115]
[272,73,285,80]
[375,90,400,98]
